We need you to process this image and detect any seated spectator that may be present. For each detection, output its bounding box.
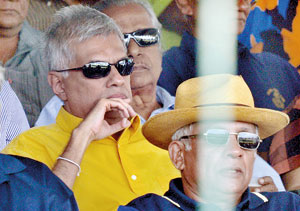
[119,74,300,211]
[0,65,29,150]
[157,0,300,157]
[2,5,179,210]
[0,0,53,126]
[36,0,175,126]
[0,154,78,210]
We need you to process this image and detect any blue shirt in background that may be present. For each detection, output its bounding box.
[158,31,300,151]
[118,178,300,211]
[0,154,78,211]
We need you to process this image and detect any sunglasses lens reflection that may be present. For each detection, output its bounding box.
[206,129,229,145]
[238,132,260,149]
[205,129,260,150]
[124,28,159,47]
[82,58,134,79]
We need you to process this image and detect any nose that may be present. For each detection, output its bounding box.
[225,134,243,159]
[127,38,141,58]
[106,66,126,87]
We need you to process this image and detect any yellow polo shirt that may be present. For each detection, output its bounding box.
[2,107,180,210]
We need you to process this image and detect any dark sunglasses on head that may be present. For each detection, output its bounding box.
[179,128,262,150]
[123,28,160,47]
[54,58,134,79]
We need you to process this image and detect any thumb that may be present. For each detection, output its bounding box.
[109,118,131,134]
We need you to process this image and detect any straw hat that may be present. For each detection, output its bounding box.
[142,74,289,150]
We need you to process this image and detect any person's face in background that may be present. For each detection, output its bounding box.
[237,0,253,35]
[175,0,198,37]
[0,0,29,31]
[103,3,162,107]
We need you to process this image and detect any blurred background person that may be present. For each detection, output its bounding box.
[0,64,29,151]
[0,0,53,126]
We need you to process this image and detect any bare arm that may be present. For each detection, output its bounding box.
[52,98,136,189]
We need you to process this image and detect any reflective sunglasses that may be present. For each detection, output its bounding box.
[123,28,160,47]
[179,128,262,150]
[54,58,134,79]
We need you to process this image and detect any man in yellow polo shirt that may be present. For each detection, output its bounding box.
[2,5,179,211]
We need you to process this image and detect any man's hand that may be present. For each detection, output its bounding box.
[78,98,136,143]
[250,176,278,192]
[53,98,136,189]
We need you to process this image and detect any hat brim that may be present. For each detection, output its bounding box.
[142,106,289,150]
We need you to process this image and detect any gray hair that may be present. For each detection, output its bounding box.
[171,123,196,151]
[93,0,162,49]
[45,5,124,72]
[94,0,161,31]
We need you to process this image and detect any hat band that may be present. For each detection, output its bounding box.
[194,103,251,108]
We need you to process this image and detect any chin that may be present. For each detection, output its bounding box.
[211,178,247,194]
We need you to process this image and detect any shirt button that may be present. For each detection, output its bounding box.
[131,175,137,180]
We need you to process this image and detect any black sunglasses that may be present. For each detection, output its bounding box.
[179,129,262,150]
[123,28,160,47]
[54,58,134,79]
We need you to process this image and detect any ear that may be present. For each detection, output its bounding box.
[175,0,194,16]
[168,141,185,171]
[48,72,67,101]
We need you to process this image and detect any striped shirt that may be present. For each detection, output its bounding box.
[0,81,29,150]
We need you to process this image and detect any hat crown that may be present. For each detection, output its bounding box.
[174,74,254,109]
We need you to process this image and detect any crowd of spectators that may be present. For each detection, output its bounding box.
[1,0,300,210]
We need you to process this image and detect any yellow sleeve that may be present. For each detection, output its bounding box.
[1,129,56,169]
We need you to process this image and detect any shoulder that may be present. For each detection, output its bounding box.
[1,124,64,168]
[251,191,300,210]
[21,21,44,42]
[0,154,78,211]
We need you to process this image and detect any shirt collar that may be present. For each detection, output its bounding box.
[164,178,198,211]
[230,188,269,209]
[0,154,26,184]
[156,85,175,109]
[18,21,43,54]
[165,179,268,210]
[139,86,175,124]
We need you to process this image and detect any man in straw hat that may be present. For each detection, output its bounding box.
[119,74,300,210]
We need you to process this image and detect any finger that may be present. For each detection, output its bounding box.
[121,118,131,128]
[109,98,136,117]
[106,100,131,118]
[109,118,131,134]
[258,176,272,185]
[259,183,278,192]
